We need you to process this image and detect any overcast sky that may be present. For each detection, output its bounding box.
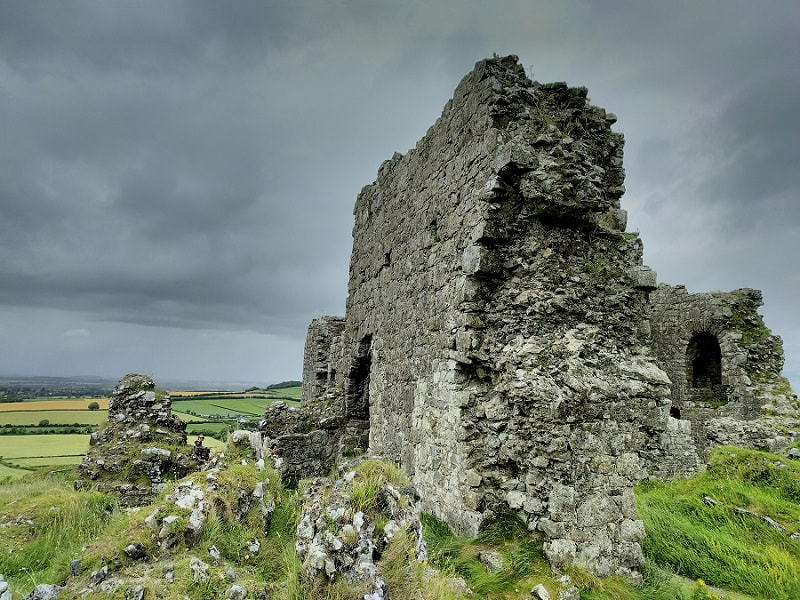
[1,1,798,390]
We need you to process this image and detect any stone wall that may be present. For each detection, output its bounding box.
[304,55,675,578]
[302,316,345,403]
[650,285,799,454]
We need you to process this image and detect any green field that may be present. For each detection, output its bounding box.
[172,411,205,423]
[13,456,83,467]
[0,462,30,479]
[266,385,301,399]
[0,434,89,460]
[186,422,230,434]
[0,410,108,426]
[172,396,295,417]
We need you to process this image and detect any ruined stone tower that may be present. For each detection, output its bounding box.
[300,55,669,577]
[291,55,797,578]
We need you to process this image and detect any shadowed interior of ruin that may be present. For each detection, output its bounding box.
[346,335,372,421]
[687,331,726,404]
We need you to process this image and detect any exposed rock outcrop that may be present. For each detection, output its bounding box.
[294,460,426,598]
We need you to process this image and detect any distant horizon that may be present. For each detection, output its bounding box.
[0,373,301,390]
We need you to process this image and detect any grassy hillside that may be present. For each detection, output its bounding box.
[0,446,798,598]
[637,446,800,599]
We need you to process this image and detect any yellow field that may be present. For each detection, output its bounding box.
[0,398,109,412]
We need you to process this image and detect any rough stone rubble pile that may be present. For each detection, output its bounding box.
[74,373,201,507]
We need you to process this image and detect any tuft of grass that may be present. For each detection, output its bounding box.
[423,512,555,598]
[0,473,118,597]
[350,459,408,514]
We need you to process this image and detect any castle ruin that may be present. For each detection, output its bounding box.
[272,56,797,578]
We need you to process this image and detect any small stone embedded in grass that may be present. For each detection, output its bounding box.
[125,584,145,600]
[226,584,248,600]
[478,549,504,572]
[22,583,62,600]
[90,566,109,585]
[189,556,210,582]
[123,542,147,560]
[531,582,551,599]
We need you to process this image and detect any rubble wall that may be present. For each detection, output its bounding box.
[298,55,798,579]
[75,374,200,506]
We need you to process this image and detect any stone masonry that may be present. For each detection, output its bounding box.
[288,55,797,578]
[650,285,799,455]
[302,316,345,403]
[75,373,201,506]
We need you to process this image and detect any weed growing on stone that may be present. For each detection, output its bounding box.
[350,458,408,515]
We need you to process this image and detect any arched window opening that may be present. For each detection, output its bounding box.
[686,331,727,405]
[688,332,722,388]
[670,406,681,419]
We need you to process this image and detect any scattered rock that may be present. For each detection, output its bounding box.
[0,575,11,600]
[761,516,787,532]
[23,584,62,600]
[162,564,174,584]
[295,467,425,588]
[125,584,146,600]
[557,574,580,600]
[69,559,81,577]
[90,566,109,585]
[532,583,551,600]
[444,577,473,595]
[478,550,504,573]
[702,496,719,506]
[247,538,261,554]
[226,584,248,600]
[190,557,210,582]
[209,545,222,562]
[124,542,148,560]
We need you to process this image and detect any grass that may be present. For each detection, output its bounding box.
[186,421,230,434]
[0,409,108,426]
[0,461,30,479]
[0,474,118,596]
[0,434,90,459]
[637,446,800,600]
[171,399,263,416]
[12,456,83,467]
[1,443,797,599]
[423,511,556,599]
[172,397,298,417]
[170,385,302,400]
[350,458,409,514]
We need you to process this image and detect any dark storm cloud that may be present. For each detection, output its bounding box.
[0,1,798,385]
[0,0,361,341]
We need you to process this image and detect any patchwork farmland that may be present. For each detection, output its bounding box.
[0,385,300,479]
